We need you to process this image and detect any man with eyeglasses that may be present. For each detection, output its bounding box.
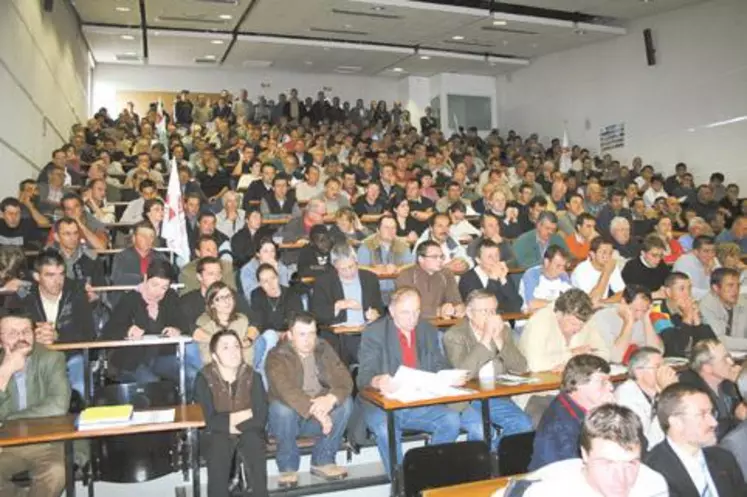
[645,382,746,496]
[622,234,672,299]
[523,404,668,497]
[395,240,465,319]
[678,339,746,441]
[443,290,533,450]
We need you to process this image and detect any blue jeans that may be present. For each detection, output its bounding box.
[364,403,461,478]
[269,397,353,473]
[66,353,86,400]
[184,342,202,390]
[459,399,533,451]
[253,330,280,390]
[121,351,198,398]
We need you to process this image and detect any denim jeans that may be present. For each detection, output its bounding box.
[459,398,534,451]
[252,330,280,390]
[66,353,86,400]
[268,397,353,473]
[363,403,461,478]
[120,351,199,398]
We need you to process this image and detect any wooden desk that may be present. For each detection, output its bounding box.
[422,475,515,497]
[329,313,530,335]
[0,405,205,497]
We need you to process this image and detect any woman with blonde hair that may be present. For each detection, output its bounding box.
[334,207,369,243]
[194,281,257,366]
[716,242,747,292]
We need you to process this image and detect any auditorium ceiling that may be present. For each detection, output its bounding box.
[71,0,705,76]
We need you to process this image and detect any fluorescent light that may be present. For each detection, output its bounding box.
[372,6,385,10]
[124,51,136,56]
[211,40,224,44]
[204,55,217,60]
[452,35,464,40]
[493,20,507,26]
[219,14,233,20]
[704,115,747,129]
[121,35,135,40]
[392,67,403,72]
[115,6,130,12]
[419,55,431,60]
[304,60,313,65]
[237,35,414,55]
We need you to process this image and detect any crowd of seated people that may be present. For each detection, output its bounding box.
[1,87,747,496]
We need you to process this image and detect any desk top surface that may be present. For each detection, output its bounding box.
[48,336,192,351]
[0,404,204,448]
[422,476,514,497]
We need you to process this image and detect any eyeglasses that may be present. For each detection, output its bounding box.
[422,254,445,260]
[471,308,497,316]
[214,294,234,303]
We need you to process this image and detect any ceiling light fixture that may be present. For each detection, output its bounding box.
[121,35,135,40]
[219,14,233,20]
[452,35,464,40]
[211,40,224,44]
[371,5,385,11]
[204,55,217,60]
[392,67,403,72]
[124,51,136,56]
[304,60,313,65]
[115,6,130,12]
[493,20,507,26]
[419,55,430,60]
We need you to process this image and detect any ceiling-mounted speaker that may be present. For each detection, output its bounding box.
[43,0,54,12]
[643,28,656,66]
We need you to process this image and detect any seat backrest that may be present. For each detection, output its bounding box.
[403,441,491,497]
[498,431,535,477]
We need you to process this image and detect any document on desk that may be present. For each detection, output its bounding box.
[384,366,475,402]
[131,409,176,425]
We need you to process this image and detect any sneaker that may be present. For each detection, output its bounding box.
[278,472,299,488]
[310,464,348,481]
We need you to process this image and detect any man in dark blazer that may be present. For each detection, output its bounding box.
[458,239,523,313]
[310,244,384,364]
[646,382,747,497]
[242,164,276,209]
[357,286,465,480]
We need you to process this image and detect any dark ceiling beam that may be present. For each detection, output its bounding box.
[413,0,614,24]
[220,0,261,64]
[138,0,149,59]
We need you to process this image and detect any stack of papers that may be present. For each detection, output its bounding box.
[384,367,475,402]
[494,374,541,386]
[77,406,176,431]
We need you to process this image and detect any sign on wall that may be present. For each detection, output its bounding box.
[600,123,625,152]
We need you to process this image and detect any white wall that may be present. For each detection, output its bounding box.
[0,0,90,198]
[497,0,747,187]
[93,64,400,114]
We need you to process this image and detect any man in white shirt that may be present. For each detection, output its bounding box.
[571,237,625,304]
[673,235,720,301]
[413,213,473,274]
[590,285,663,363]
[294,165,324,203]
[643,174,668,209]
[119,179,159,224]
[524,404,669,497]
[615,347,678,450]
[645,383,746,496]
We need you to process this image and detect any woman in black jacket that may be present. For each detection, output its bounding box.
[194,329,268,497]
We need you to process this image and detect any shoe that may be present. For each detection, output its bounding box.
[310,464,348,481]
[278,472,299,488]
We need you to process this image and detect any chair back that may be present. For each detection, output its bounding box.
[498,431,535,476]
[403,441,491,497]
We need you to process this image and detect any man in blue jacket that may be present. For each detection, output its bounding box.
[357,286,466,479]
[529,353,615,470]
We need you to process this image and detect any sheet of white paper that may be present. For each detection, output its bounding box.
[131,409,176,425]
[495,374,541,385]
[385,366,475,401]
[608,364,628,377]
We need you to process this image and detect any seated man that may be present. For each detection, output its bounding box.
[678,216,711,252]
[571,237,626,304]
[512,211,569,269]
[315,177,350,216]
[111,221,169,304]
[191,211,232,261]
[519,289,609,372]
[179,236,235,295]
[615,347,677,449]
[609,216,642,261]
[529,354,614,470]
[622,233,671,299]
[645,383,746,496]
[51,217,106,289]
[678,339,746,441]
[0,309,70,497]
[589,285,663,363]
[524,404,668,497]
[259,173,300,220]
[447,202,480,240]
[650,272,716,357]
[518,245,572,312]
[715,214,747,253]
[14,250,95,398]
[721,365,747,479]
[556,192,585,236]
[277,199,327,266]
[242,163,275,207]
[0,197,41,249]
[47,193,108,251]
[465,212,515,265]
[700,268,747,350]
[443,290,533,449]
[673,235,720,301]
[458,239,523,313]
[395,241,465,319]
[564,212,597,261]
[230,208,273,269]
[358,287,464,479]
[357,215,414,304]
[119,179,159,224]
[595,189,632,238]
[102,259,194,388]
[412,212,473,274]
[311,244,384,364]
[353,181,386,216]
[266,312,353,487]
[518,195,549,233]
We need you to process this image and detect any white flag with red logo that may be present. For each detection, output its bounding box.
[559,130,572,173]
[162,157,190,265]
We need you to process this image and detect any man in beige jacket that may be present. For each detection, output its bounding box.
[444,290,533,449]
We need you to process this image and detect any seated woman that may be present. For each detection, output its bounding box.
[239,237,291,297]
[334,207,369,243]
[194,282,257,367]
[102,259,199,389]
[653,216,684,265]
[194,330,268,497]
[250,263,304,387]
[142,198,166,247]
[389,194,418,244]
